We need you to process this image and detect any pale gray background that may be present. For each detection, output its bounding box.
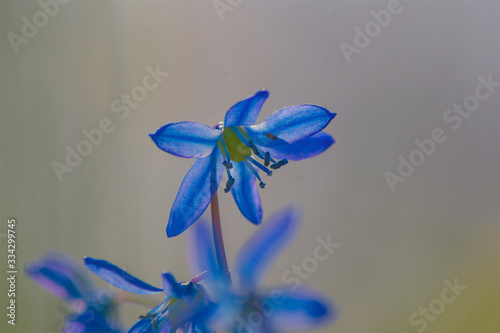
[1,1,499,332]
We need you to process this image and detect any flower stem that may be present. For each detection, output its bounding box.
[210,192,230,282]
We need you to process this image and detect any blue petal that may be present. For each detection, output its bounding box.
[84,257,162,294]
[150,122,222,158]
[246,105,336,147]
[234,207,299,289]
[162,272,182,298]
[224,90,269,127]
[263,287,335,330]
[263,132,334,161]
[167,146,224,237]
[230,162,263,225]
[25,252,93,300]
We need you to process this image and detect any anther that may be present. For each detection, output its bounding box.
[270,159,288,169]
[266,133,278,140]
[248,140,261,157]
[264,152,270,166]
[279,159,288,166]
[259,182,266,189]
[223,161,233,169]
[224,177,235,193]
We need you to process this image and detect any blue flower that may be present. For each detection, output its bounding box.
[84,258,215,333]
[150,90,336,237]
[25,252,121,333]
[190,207,336,332]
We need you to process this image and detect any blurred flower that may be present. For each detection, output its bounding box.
[150,90,336,236]
[25,252,121,333]
[190,207,335,332]
[84,258,215,333]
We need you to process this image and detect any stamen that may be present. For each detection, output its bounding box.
[219,136,233,168]
[191,271,208,283]
[224,177,235,193]
[243,160,266,189]
[248,140,262,158]
[247,157,273,176]
[270,159,288,169]
[236,127,264,158]
[264,152,270,166]
[233,127,252,149]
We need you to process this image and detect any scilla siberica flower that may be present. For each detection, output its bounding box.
[25,252,121,333]
[150,90,336,237]
[84,258,215,332]
[190,207,335,332]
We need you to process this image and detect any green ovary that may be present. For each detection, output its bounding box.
[219,127,251,163]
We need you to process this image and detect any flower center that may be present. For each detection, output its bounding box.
[220,127,252,163]
[217,125,288,193]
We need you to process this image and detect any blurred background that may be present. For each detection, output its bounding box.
[1,0,498,332]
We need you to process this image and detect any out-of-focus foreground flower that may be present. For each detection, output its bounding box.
[150,90,336,237]
[25,252,121,332]
[83,258,215,333]
[190,207,336,332]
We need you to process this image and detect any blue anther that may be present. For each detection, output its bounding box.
[271,159,288,169]
[278,159,288,166]
[224,177,235,193]
[264,152,270,166]
[248,140,261,157]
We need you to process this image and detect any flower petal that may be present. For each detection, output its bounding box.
[162,272,183,298]
[224,90,269,127]
[263,287,335,331]
[246,105,336,147]
[234,207,299,289]
[25,252,93,300]
[230,162,263,225]
[167,146,224,237]
[150,122,222,158]
[84,257,162,294]
[263,132,334,161]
